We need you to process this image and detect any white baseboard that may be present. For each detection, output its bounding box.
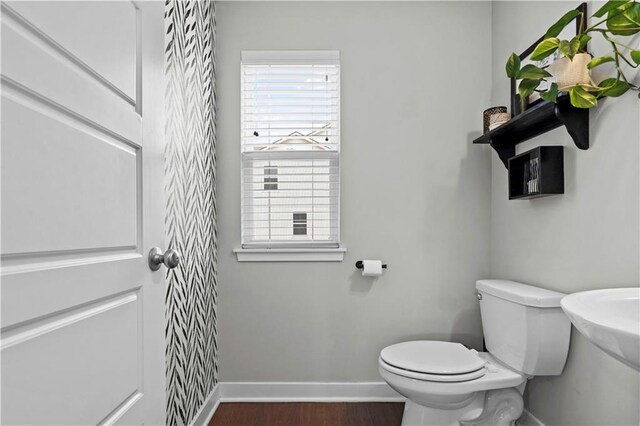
[218,381,404,403]
[517,409,545,426]
[189,384,221,426]
[188,381,404,425]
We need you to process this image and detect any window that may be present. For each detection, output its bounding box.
[292,212,308,236]
[240,50,341,251]
[263,166,278,191]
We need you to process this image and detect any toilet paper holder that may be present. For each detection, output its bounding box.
[355,260,388,270]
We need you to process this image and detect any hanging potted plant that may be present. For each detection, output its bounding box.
[506,0,640,108]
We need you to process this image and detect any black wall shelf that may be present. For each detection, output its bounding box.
[473,96,588,168]
[508,146,564,200]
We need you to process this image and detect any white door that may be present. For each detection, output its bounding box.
[1,1,167,424]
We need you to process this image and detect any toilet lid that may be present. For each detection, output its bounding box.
[380,341,486,375]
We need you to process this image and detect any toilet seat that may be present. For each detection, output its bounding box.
[379,351,525,397]
[379,358,487,382]
[380,341,487,382]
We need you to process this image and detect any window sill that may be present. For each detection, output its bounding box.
[234,247,346,262]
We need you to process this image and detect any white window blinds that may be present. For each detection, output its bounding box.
[241,51,340,248]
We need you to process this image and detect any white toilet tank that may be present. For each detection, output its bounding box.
[476,279,571,376]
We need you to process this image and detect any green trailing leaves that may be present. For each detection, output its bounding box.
[506,53,521,78]
[569,85,598,108]
[540,83,559,102]
[587,56,615,69]
[531,38,560,61]
[594,0,630,17]
[607,81,630,97]
[558,39,579,59]
[569,36,582,56]
[578,84,607,94]
[518,64,552,80]
[519,79,541,100]
[598,78,631,96]
[598,77,621,91]
[575,33,592,51]
[607,2,640,36]
[545,9,583,38]
[504,2,640,109]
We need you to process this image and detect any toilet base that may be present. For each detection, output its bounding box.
[401,388,524,426]
[401,395,483,426]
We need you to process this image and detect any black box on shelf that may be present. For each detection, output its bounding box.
[508,146,564,200]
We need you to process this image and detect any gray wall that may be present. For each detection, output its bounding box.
[216,2,639,423]
[490,2,640,425]
[216,1,493,382]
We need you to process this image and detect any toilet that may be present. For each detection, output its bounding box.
[379,279,571,426]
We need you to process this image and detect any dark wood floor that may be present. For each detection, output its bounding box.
[209,402,404,426]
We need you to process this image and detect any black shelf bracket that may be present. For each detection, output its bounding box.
[495,145,516,169]
[554,96,589,150]
[473,97,589,168]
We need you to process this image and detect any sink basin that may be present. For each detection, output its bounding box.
[561,288,640,371]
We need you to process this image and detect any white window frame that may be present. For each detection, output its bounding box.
[235,50,345,262]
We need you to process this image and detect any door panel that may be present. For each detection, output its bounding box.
[1,256,142,329]
[6,0,137,101]
[1,1,166,424]
[1,293,140,425]
[1,95,138,255]
[1,5,141,143]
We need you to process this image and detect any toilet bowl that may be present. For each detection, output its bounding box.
[379,342,525,425]
[379,280,571,426]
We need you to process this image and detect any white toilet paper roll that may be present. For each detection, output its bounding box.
[361,260,383,277]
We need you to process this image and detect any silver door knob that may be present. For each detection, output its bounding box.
[148,247,181,271]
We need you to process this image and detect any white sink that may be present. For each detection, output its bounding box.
[561,288,640,371]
